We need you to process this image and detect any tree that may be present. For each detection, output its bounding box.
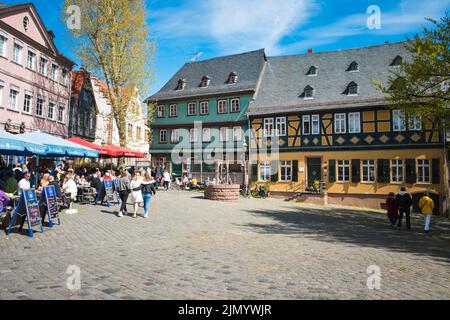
[376,14,450,126]
[63,0,155,147]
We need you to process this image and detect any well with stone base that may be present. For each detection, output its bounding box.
[205,184,240,201]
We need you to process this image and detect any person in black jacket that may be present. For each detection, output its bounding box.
[141,172,156,218]
[395,187,413,230]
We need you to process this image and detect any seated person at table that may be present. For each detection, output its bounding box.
[18,172,31,191]
[48,175,63,198]
[3,171,18,194]
[40,173,50,188]
[74,175,82,185]
[62,175,78,202]
[79,175,88,186]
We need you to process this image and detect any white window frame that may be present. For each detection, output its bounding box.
[408,115,422,131]
[171,129,180,143]
[12,41,22,64]
[337,160,351,182]
[334,113,346,134]
[51,63,59,81]
[58,104,65,123]
[361,160,376,183]
[348,112,361,133]
[157,105,164,118]
[347,83,358,96]
[48,100,56,120]
[220,127,229,142]
[263,118,274,137]
[169,104,177,117]
[0,81,4,108]
[39,56,48,76]
[230,98,240,113]
[27,49,36,70]
[187,102,197,116]
[311,114,320,135]
[275,117,286,136]
[159,129,168,143]
[200,101,209,115]
[393,109,406,132]
[61,69,69,86]
[8,87,19,110]
[303,115,311,135]
[217,99,227,114]
[417,159,431,183]
[280,160,292,182]
[0,33,7,58]
[304,86,314,99]
[259,161,271,182]
[233,126,242,142]
[23,91,33,114]
[391,159,404,183]
[36,96,45,117]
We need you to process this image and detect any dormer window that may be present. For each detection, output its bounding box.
[303,86,314,99]
[176,79,186,91]
[228,72,238,84]
[391,55,403,66]
[347,61,359,72]
[23,17,29,31]
[201,76,210,88]
[346,82,358,96]
[306,66,317,76]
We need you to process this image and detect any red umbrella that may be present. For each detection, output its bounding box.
[102,145,147,159]
[66,137,121,157]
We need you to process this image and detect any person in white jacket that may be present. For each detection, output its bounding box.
[63,175,78,201]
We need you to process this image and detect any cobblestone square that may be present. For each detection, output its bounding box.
[1,191,449,300]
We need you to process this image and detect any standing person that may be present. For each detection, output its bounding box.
[163,170,171,191]
[396,187,412,230]
[18,172,31,191]
[419,191,435,234]
[386,192,399,227]
[130,173,143,218]
[116,171,131,217]
[141,172,156,218]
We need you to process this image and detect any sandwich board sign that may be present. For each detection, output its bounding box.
[39,185,60,227]
[97,180,118,207]
[7,189,44,237]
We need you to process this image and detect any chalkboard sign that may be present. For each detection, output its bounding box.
[40,185,60,227]
[104,180,117,207]
[7,189,44,237]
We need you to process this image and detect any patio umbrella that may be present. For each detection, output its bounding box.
[0,130,48,156]
[102,145,146,158]
[66,137,112,157]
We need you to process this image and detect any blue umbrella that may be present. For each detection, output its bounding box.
[0,130,48,156]
[19,132,99,158]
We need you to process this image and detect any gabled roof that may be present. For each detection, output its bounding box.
[249,41,411,115]
[146,49,267,102]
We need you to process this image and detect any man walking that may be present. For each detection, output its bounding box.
[396,187,413,230]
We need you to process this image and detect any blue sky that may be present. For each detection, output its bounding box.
[3,0,450,98]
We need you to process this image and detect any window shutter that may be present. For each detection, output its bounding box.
[251,164,258,182]
[432,159,440,184]
[328,160,336,183]
[377,159,390,183]
[405,159,416,184]
[351,159,361,183]
[270,161,279,182]
[292,160,299,182]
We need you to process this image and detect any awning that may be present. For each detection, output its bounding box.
[102,145,147,158]
[19,132,99,158]
[0,130,48,156]
[66,137,114,157]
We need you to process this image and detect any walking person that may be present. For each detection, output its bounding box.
[396,187,412,230]
[386,192,399,227]
[130,173,143,218]
[163,170,171,191]
[419,191,435,234]
[141,172,156,218]
[117,171,131,217]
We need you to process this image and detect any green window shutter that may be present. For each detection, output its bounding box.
[377,159,390,183]
[270,161,279,182]
[251,164,258,182]
[292,160,299,182]
[351,159,361,183]
[432,159,440,184]
[328,160,336,183]
[405,159,417,184]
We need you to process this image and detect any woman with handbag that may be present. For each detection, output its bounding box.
[117,170,131,217]
[419,191,435,234]
[130,172,143,218]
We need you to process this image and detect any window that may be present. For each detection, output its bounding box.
[338,160,350,182]
[202,128,211,142]
[159,129,167,143]
[302,115,311,135]
[36,96,44,116]
[362,160,376,182]
[220,127,229,142]
[169,104,177,117]
[23,92,32,113]
[392,160,404,183]
[48,101,55,120]
[334,113,346,134]
[201,76,210,87]
[0,81,4,107]
[280,161,292,182]
[347,82,358,96]
[176,79,186,91]
[58,104,65,122]
[39,56,48,76]
[27,50,36,70]
[9,88,18,110]
[337,160,351,182]
[228,72,238,84]
[393,109,406,131]
[259,161,271,182]
[171,129,180,143]
[23,17,29,30]
[136,126,142,142]
[200,101,209,115]
[348,61,359,72]
[51,63,59,81]
[408,115,422,131]
[190,128,199,142]
[127,124,133,140]
[188,102,197,116]
[157,105,164,118]
[13,42,22,64]
[61,69,68,86]
[348,112,361,133]
[417,159,431,183]
[304,86,314,99]
[307,66,317,76]
[275,117,286,136]
[263,118,274,137]
[0,34,7,57]
[391,56,403,67]
[217,100,227,114]
[233,126,242,141]
[312,115,320,135]
[230,98,240,113]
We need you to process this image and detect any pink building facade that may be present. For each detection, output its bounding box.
[0,3,74,137]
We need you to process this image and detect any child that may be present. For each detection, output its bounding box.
[419,191,435,234]
[386,192,399,227]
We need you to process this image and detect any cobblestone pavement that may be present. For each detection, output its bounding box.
[1,191,449,300]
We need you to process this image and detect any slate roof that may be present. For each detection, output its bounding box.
[248,41,411,116]
[146,49,267,102]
